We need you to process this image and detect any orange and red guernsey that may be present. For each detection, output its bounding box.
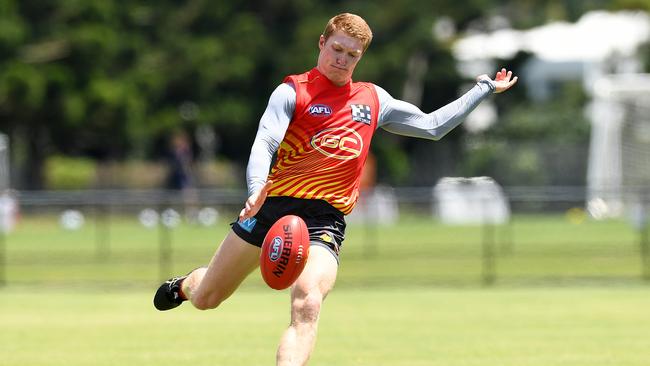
[267,68,379,215]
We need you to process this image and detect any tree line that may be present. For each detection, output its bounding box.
[0,0,644,189]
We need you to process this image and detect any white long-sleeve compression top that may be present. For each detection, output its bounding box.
[246,79,496,196]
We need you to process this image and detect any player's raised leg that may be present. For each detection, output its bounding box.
[185,230,260,309]
[276,245,338,366]
[153,230,260,311]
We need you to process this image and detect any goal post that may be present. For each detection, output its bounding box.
[589,74,650,279]
[0,134,8,286]
[588,74,650,221]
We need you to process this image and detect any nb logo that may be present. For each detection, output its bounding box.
[308,104,332,117]
[237,217,257,233]
[310,127,363,160]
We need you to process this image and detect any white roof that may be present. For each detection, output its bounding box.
[453,11,650,63]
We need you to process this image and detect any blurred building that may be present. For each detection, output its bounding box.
[453,10,650,101]
[453,10,650,219]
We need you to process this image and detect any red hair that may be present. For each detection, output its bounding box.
[322,13,373,52]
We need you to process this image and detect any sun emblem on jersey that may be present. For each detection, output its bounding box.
[311,127,363,160]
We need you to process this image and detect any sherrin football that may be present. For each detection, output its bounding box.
[260,215,310,290]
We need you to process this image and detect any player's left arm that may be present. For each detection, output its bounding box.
[378,68,517,140]
[480,68,518,93]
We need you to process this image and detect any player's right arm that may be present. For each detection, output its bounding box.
[239,83,296,221]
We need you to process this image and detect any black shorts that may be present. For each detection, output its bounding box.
[231,196,346,261]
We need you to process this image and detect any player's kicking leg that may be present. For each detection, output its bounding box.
[153,230,260,311]
[276,245,338,366]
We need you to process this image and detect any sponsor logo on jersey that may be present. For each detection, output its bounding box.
[308,104,332,117]
[237,217,257,233]
[351,104,371,124]
[269,236,283,261]
[310,127,363,160]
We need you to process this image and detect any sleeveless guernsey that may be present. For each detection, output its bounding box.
[266,68,379,214]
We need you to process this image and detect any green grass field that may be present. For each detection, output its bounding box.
[3,213,647,287]
[2,287,650,365]
[2,214,650,365]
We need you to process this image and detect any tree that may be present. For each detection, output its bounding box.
[2,0,619,188]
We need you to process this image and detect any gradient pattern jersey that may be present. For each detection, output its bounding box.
[266,68,379,214]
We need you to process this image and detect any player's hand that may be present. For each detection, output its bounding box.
[239,180,273,222]
[477,68,518,93]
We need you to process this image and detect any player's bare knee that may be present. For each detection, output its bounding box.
[191,292,223,310]
[292,292,323,324]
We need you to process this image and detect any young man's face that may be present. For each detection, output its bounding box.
[317,31,364,86]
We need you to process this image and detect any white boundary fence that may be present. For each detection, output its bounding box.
[0,186,648,287]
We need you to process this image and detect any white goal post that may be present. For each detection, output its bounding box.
[588,74,650,221]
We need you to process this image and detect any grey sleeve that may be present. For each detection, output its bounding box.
[376,79,495,140]
[246,83,296,196]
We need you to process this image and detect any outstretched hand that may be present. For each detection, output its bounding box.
[239,180,273,222]
[477,68,518,93]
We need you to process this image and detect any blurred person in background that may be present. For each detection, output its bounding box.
[166,131,195,192]
[154,12,517,365]
[166,131,199,222]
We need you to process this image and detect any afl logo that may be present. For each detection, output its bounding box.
[269,236,283,262]
[308,104,332,117]
[311,127,363,160]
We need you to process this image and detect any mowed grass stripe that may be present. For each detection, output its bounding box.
[2,214,645,286]
[1,287,649,366]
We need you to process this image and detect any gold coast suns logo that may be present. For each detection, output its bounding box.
[310,127,363,160]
